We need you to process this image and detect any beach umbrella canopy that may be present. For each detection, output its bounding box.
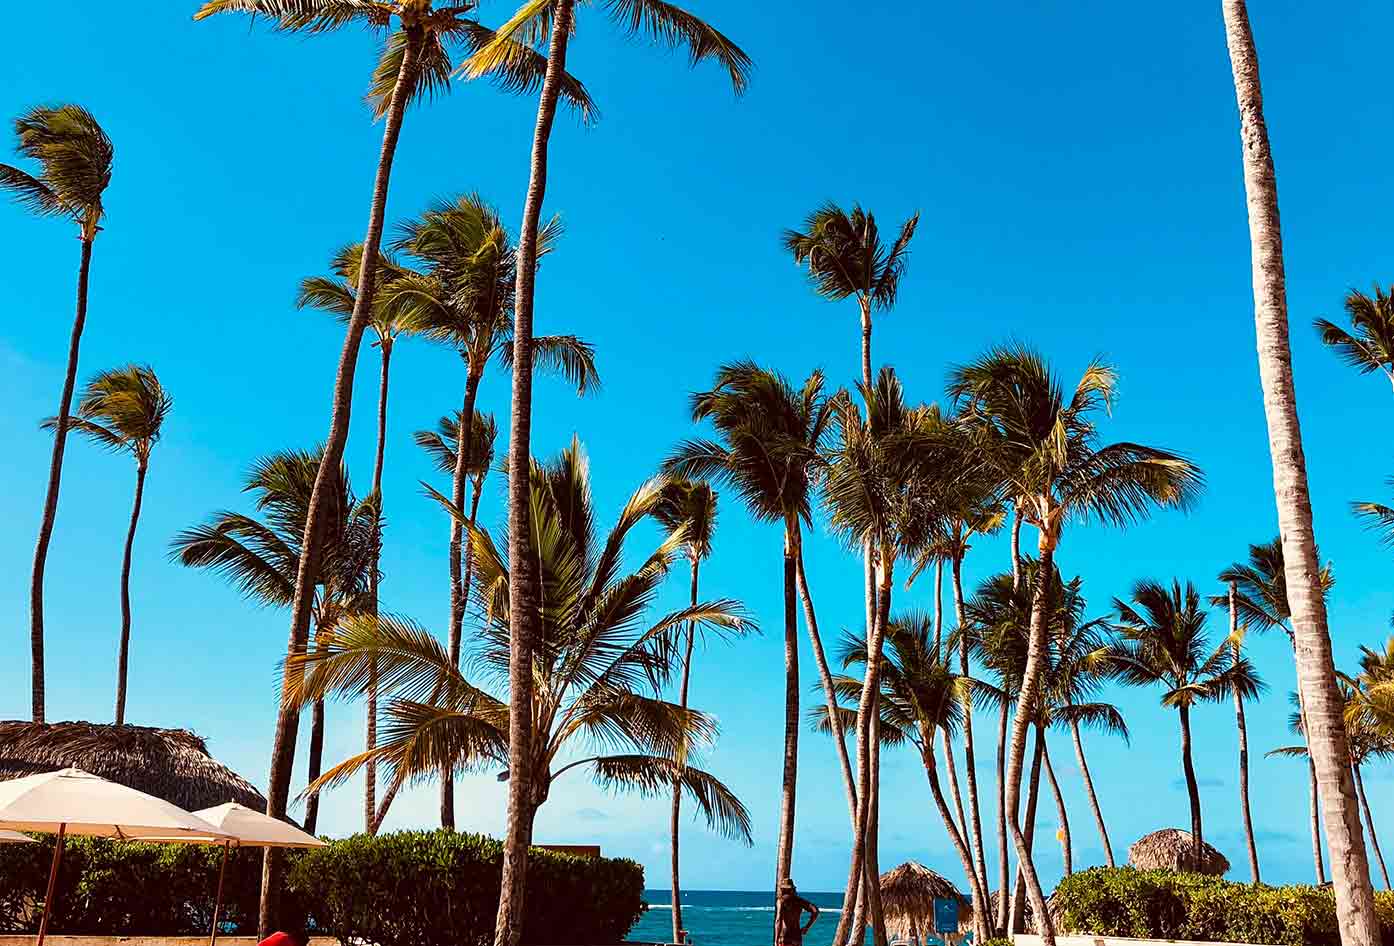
[1127,828,1231,876]
[0,829,35,843]
[879,861,970,941]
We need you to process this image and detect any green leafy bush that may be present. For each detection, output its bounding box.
[1053,866,1394,946]
[979,937,1014,946]
[287,830,646,946]
[0,835,266,934]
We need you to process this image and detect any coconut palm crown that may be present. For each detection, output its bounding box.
[1314,285,1394,390]
[44,365,172,468]
[0,104,112,239]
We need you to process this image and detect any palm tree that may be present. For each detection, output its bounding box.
[293,439,754,850]
[650,478,718,944]
[1108,579,1261,869]
[0,104,114,724]
[1220,3,1380,939]
[782,202,919,388]
[1221,537,1333,882]
[1314,285,1394,392]
[949,346,1202,943]
[391,192,598,829]
[299,241,415,830]
[189,5,588,926]
[1224,582,1261,883]
[170,448,379,835]
[464,9,749,940]
[665,363,839,905]
[41,365,171,726]
[1268,693,1329,883]
[1342,648,1394,890]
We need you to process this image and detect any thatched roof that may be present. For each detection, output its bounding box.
[0,721,266,813]
[879,862,970,935]
[1127,828,1230,876]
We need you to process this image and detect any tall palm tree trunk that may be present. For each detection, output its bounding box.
[866,715,888,946]
[31,234,94,724]
[941,728,971,847]
[924,734,991,943]
[932,560,943,653]
[859,297,873,392]
[1004,534,1055,943]
[1222,3,1379,942]
[365,340,392,831]
[1041,732,1072,876]
[1311,761,1327,884]
[1068,714,1114,868]
[776,530,799,887]
[994,697,1010,936]
[259,31,422,939]
[952,555,991,893]
[113,461,147,726]
[443,368,483,830]
[670,558,699,943]
[1353,763,1390,890]
[1228,584,1260,882]
[303,696,325,834]
[1010,727,1045,935]
[1178,704,1204,868]
[794,539,858,818]
[495,4,576,944]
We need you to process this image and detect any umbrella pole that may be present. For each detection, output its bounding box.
[209,843,232,946]
[35,822,66,946]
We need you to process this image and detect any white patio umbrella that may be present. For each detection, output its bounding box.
[0,829,36,843]
[0,767,233,946]
[146,802,326,946]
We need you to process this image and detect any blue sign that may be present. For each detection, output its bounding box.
[933,897,959,934]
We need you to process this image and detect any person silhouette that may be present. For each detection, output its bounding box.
[775,879,820,946]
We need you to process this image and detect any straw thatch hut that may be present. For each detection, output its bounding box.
[879,862,969,942]
[0,721,265,812]
[1127,828,1230,876]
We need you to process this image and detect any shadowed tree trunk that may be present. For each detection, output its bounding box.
[942,728,970,848]
[1311,761,1327,884]
[670,558,700,942]
[365,338,393,831]
[866,715,887,946]
[1353,763,1390,890]
[1042,731,1071,876]
[1222,2,1380,941]
[951,553,990,896]
[1178,704,1204,869]
[1228,583,1260,883]
[31,234,95,724]
[776,529,799,888]
[924,731,991,943]
[998,505,1025,936]
[494,4,577,944]
[1010,727,1045,935]
[1068,712,1114,868]
[259,29,422,939]
[113,460,147,726]
[303,695,325,835]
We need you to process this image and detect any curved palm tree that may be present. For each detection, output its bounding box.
[1108,579,1261,870]
[465,8,749,939]
[665,362,838,904]
[170,448,379,835]
[650,477,718,944]
[1220,537,1333,882]
[392,192,598,829]
[299,241,416,829]
[950,346,1202,943]
[1314,285,1394,392]
[782,202,919,388]
[1220,3,1380,938]
[1,104,114,724]
[190,7,588,920]
[42,365,171,726]
[292,439,755,851]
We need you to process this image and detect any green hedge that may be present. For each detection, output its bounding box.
[1053,867,1394,946]
[0,830,644,946]
[0,835,265,934]
[288,830,645,946]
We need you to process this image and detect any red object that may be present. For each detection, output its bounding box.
[258,932,300,946]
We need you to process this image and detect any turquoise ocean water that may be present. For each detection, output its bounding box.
[629,889,848,946]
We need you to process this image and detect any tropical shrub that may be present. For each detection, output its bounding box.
[1053,867,1394,946]
[288,830,646,946]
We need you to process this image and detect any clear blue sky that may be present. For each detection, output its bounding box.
[2,0,1392,893]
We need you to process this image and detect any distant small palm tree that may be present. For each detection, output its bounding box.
[0,103,114,724]
[782,202,919,388]
[1108,579,1261,870]
[1314,285,1394,392]
[650,477,719,944]
[42,365,171,726]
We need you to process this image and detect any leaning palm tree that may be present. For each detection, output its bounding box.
[391,192,598,829]
[170,448,379,835]
[1,104,114,724]
[292,439,755,852]
[1219,3,1380,940]
[1108,579,1261,870]
[782,203,919,387]
[650,477,719,944]
[665,362,839,904]
[949,345,1203,944]
[190,5,589,926]
[299,241,416,830]
[42,365,171,726]
[1314,285,1394,393]
[1221,537,1333,882]
[464,8,750,940]
[1223,581,1262,883]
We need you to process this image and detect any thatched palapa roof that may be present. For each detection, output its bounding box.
[879,861,970,937]
[0,721,266,813]
[1127,828,1230,876]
